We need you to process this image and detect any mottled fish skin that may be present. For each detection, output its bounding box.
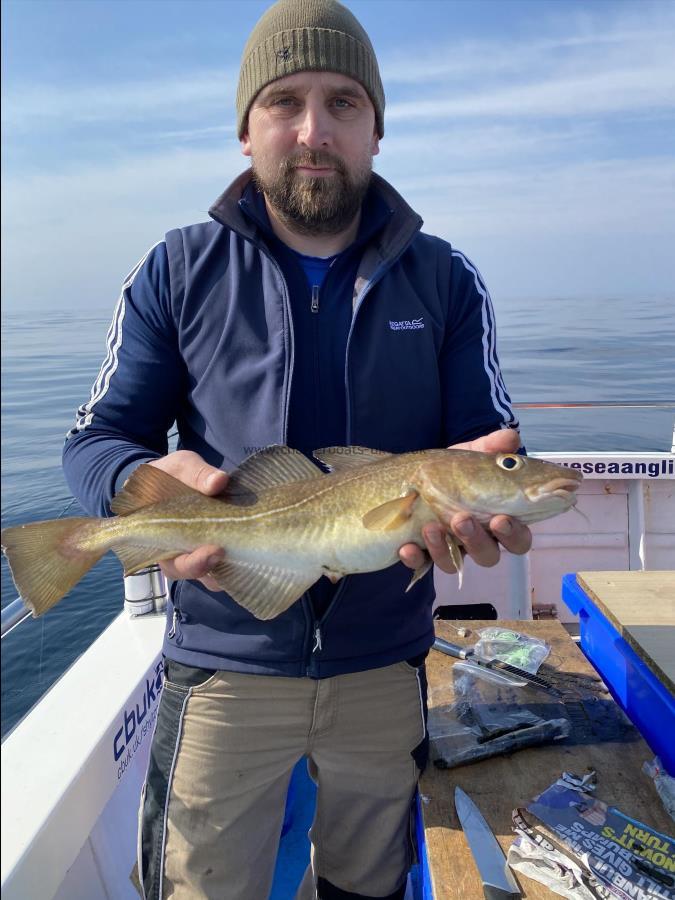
[1,447,582,620]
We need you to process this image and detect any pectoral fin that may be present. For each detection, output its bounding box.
[403,535,464,592]
[446,534,464,589]
[405,552,433,592]
[111,464,202,516]
[207,558,319,620]
[362,492,419,531]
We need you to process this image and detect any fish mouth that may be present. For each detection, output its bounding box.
[525,477,582,503]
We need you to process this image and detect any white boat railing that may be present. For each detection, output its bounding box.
[1,565,169,639]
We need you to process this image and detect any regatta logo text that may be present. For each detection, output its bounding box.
[389,318,424,331]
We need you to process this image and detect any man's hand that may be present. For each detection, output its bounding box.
[398,429,532,576]
[148,450,228,591]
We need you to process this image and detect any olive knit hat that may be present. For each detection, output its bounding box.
[236,0,385,138]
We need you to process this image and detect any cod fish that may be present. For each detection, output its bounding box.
[1,446,582,620]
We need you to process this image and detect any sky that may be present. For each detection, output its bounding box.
[2,0,675,313]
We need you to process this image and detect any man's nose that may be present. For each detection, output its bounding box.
[296,105,332,149]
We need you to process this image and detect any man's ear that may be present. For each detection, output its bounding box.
[371,129,380,157]
[240,130,252,157]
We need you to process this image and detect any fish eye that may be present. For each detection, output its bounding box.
[497,454,523,471]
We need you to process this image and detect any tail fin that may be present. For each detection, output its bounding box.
[1,518,106,617]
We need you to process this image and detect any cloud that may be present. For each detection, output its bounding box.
[4,3,674,139]
[386,61,675,122]
[383,156,675,237]
[380,120,602,171]
[1,67,239,131]
[2,0,674,310]
[1,145,246,312]
[2,137,674,312]
[378,152,675,299]
[380,4,675,87]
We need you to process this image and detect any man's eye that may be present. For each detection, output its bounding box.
[272,97,297,107]
[333,98,353,109]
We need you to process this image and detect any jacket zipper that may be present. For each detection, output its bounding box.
[312,624,322,652]
[258,249,319,662]
[167,585,184,644]
[252,244,295,445]
[311,282,322,445]
[167,608,179,640]
[306,578,350,674]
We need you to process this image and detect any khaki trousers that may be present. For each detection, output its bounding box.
[139,659,428,900]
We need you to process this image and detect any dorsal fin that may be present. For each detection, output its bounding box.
[227,445,323,495]
[111,464,201,516]
[313,446,392,472]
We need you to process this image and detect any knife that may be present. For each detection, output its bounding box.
[433,638,562,697]
[455,786,522,899]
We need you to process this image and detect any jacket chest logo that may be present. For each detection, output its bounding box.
[389,317,424,331]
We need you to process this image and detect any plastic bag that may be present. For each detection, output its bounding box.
[508,834,602,899]
[473,626,551,674]
[643,757,675,821]
[428,657,570,769]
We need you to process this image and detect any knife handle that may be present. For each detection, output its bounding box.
[433,637,473,659]
[483,887,521,900]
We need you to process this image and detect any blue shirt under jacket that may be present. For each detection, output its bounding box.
[62,170,518,678]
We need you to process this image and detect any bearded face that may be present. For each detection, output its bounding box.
[241,72,381,239]
[251,148,373,236]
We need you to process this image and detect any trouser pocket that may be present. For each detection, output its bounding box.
[139,680,192,900]
[162,657,216,688]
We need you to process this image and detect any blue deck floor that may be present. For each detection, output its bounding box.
[271,760,315,897]
[270,760,426,899]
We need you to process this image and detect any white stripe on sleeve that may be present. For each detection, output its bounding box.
[67,243,160,437]
[451,250,518,428]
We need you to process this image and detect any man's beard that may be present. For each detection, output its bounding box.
[251,150,372,236]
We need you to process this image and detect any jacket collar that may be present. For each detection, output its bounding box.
[208,170,423,266]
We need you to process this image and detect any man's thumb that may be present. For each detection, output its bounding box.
[150,451,229,495]
[195,464,229,495]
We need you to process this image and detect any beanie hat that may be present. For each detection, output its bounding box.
[236,0,385,139]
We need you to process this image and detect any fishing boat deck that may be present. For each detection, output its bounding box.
[418,619,673,899]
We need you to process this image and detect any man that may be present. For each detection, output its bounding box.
[63,1,530,897]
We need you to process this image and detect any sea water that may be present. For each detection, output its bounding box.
[2,298,674,736]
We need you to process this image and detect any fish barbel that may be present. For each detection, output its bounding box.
[1,445,582,620]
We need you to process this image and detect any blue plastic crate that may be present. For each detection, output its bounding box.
[562,573,675,776]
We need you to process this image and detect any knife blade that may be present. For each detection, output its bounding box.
[455,786,522,899]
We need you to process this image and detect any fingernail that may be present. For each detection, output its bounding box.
[494,520,513,537]
[455,518,475,538]
[207,554,223,568]
[206,473,221,491]
[427,530,443,547]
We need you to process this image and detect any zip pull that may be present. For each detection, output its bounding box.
[168,608,178,640]
[311,285,320,314]
[312,624,323,652]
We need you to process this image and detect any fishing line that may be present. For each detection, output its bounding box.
[38,618,45,687]
[570,505,591,527]
[56,497,78,519]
